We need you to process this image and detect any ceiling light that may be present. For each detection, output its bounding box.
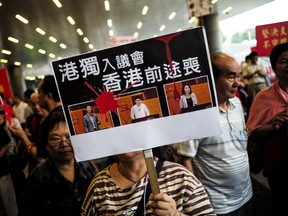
[137,22,142,29]
[222,6,232,14]
[177,28,182,32]
[142,6,148,15]
[26,64,33,68]
[53,0,62,8]
[49,36,57,43]
[0,59,8,63]
[37,75,45,79]
[57,57,62,60]
[107,19,112,27]
[76,28,83,36]
[49,53,55,58]
[134,32,139,38]
[36,28,46,35]
[25,44,34,49]
[2,49,11,55]
[38,49,46,54]
[14,62,21,66]
[26,76,36,80]
[153,35,158,37]
[0,3,2,6]
[60,43,67,49]
[104,0,110,11]
[8,37,19,43]
[83,37,89,43]
[109,30,113,36]
[89,44,94,49]
[15,14,29,24]
[211,0,218,4]
[67,16,75,25]
[159,25,166,31]
[25,76,33,80]
[168,12,176,20]
[188,17,196,23]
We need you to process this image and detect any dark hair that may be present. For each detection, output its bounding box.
[24,89,35,99]
[250,51,258,58]
[0,121,11,146]
[182,84,191,95]
[245,55,251,61]
[38,107,65,158]
[38,75,60,102]
[153,145,179,163]
[270,42,288,69]
[13,93,21,100]
[0,109,5,115]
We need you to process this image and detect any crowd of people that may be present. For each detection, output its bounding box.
[0,42,287,216]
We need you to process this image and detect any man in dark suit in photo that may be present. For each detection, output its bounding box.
[83,105,100,132]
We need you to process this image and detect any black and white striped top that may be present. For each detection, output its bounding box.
[81,160,215,216]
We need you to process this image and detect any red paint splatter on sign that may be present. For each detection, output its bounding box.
[84,81,137,122]
[156,33,181,101]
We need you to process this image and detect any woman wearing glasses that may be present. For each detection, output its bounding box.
[17,108,95,216]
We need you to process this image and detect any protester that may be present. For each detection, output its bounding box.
[23,89,34,121]
[38,75,62,113]
[177,52,253,215]
[81,150,215,215]
[18,108,95,216]
[242,51,267,114]
[1,98,27,210]
[37,75,64,159]
[0,107,18,216]
[10,92,48,174]
[12,94,29,129]
[10,75,62,172]
[246,42,288,215]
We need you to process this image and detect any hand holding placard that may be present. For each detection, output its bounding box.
[144,149,160,195]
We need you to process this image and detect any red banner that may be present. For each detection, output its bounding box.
[256,21,288,56]
[0,67,13,98]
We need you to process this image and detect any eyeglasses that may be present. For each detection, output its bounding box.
[48,134,71,146]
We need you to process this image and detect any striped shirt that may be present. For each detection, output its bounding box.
[178,97,253,214]
[81,160,215,216]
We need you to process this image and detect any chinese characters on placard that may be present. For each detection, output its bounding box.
[256,21,288,56]
[58,50,201,92]
[261,24,288,49]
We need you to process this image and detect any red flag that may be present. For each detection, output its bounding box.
[256,21,288,56]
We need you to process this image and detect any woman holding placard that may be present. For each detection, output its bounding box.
[81,150,215,216]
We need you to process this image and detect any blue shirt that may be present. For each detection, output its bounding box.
[178,97,252,214]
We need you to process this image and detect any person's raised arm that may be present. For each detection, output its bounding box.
[8,125,44,163]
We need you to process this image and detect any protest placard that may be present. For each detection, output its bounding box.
[51,26,221,161]
[256,21,288,56]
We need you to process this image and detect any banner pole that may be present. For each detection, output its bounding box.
[143,149,160,194]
